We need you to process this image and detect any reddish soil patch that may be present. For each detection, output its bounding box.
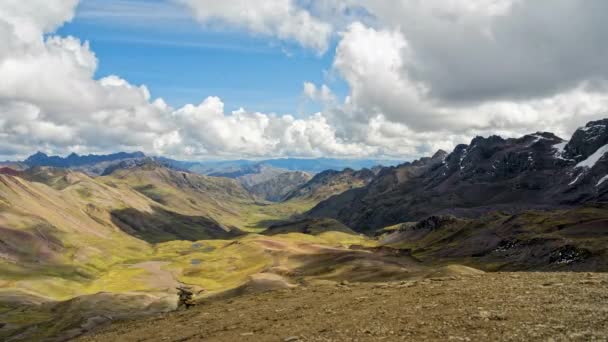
[0,167,21,177]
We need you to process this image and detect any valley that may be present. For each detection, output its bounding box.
[1,119,608,341]
[0,161,379,341]
[3,3,608,342]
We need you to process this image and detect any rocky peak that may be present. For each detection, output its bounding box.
[565,119,608,162]
[431,149,448,161]
[25,151,49,163]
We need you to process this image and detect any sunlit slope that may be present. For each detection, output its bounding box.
[102,164,255,228]
[0,166,349,302]
[0,166,254,301]
[0,166,390,341]
[99,163,316,231]
[0,171,154,300]
[1,228,385,341]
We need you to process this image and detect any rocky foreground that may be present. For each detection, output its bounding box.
[78,272,608,342]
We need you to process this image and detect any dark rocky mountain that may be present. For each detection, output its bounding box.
[25,151,146,168]
[283,167,376,202]
[247,171,312,202]
[205,163,312,201]
[308,119,608,234]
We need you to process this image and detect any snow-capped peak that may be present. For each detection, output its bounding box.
[552,141,571,161]
[576,144,608,169]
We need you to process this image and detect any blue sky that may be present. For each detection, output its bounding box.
[56,0,346,115]
[2,1,605,161]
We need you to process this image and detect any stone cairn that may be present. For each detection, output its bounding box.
[176,286,197,310]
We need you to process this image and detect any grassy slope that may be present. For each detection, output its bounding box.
[1,167,382,340]
[0,167,365,307]
[0,168,335,301]
[5,166,606,341]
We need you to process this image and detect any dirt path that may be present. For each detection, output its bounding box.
[78,272,608,341]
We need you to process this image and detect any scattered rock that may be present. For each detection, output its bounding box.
[398,281,416,288]
[541,282,564,287]
[475,311,507,321]
[549,245,591,265]
[579,279,602,285]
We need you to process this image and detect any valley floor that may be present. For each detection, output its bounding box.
[78,272,608,342]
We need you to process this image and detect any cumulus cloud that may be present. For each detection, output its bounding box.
[0,0,375,160]
[301,0,608,159]
[302,82,335,103]
[1,0,608,161]
[162,96,375,158]
[356,0,608,103]
[173,0,333,53]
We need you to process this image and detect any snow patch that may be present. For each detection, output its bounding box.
[576,144,608,168]
[552,141,572,161]
[529,134,548,144]
[597,175,608,187]
[569,172,584,186]
[553,141,567,154]
[459,148,468,170]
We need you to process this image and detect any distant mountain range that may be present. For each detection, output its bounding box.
[24,151,146,168]
[158,157,401,175]
[18,152,401,176]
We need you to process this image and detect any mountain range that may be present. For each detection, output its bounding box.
[308,119,608,233]
[1,118,608,341]
[20,152,399,176]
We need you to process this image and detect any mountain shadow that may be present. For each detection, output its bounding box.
[377,204,608,272]
[110,207,244,243]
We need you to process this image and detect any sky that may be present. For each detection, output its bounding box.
[56,0,347,114]
[1,0,608,161]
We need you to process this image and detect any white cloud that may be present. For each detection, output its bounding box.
[321,18,608,158]
[302,82,335,103]
[173,0,333,53]
[1,0,608,161]
[0,1,376,160]
[160,97,375,158]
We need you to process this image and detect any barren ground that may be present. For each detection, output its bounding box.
[78,272,608,342]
